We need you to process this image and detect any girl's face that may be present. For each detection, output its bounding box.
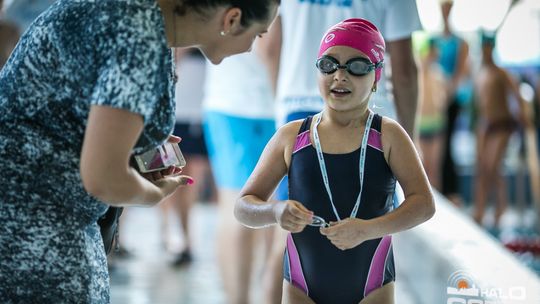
[202,4,279,64]
[317,46,377,113]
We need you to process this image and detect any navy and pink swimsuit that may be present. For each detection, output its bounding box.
[283,114,396,303]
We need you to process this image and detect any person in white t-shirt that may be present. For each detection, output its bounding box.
[202,39,277,303]
[259,1,422,302]
[273,0,421,136]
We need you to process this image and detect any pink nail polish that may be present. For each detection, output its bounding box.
[187,178,194,185]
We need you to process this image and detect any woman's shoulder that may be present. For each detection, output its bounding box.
[30,0,164,45]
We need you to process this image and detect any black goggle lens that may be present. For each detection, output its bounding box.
[316,56,381,76]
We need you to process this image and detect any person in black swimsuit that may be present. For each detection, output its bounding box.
[234,18,435,304]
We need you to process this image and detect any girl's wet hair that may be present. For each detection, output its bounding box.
[176,0,280,27]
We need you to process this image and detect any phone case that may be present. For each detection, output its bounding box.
[133,143,186,173]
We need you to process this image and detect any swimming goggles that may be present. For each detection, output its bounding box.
[309,215,330,228]
[316,55,383,77]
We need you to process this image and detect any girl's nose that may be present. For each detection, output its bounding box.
[333,68,349,82]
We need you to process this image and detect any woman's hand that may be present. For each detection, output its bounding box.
[133,134,188,202]
[140,160,192,203]
[152,174,193,200]
[320,218,374,250]
[167,134,182,144]
[140,165,183,181]
[272,200,313,233]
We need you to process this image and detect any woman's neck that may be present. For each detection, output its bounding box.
[157,0,215,48]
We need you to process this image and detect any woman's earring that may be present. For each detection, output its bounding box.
[371,87,377,92]
[220,31,227,36]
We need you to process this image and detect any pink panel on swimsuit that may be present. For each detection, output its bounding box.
[368,128,383,151]
[287,233,309,295]
[293,130,311,154]
[364,235,392,297]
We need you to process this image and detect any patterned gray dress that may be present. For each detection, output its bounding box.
[0,0,175,302]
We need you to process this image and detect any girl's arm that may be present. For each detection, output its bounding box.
[369,118,436,237]
[235,122,313,231]
[80,105,191,207]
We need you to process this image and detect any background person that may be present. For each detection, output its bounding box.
[433,0,472,207]
[202,39,277,304]
[418,38,447,191]
[473,33,530,230]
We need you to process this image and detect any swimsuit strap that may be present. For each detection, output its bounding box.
[297,116,313,135]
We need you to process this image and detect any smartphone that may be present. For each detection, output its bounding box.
[133,142,186,173]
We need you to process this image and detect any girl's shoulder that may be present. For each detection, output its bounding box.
[276,118,311,159]
[380,116,401,131]
[380,116,410,147]
[277,118,309,138]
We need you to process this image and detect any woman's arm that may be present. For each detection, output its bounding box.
[80,105,190,207]
[235,122,313,231]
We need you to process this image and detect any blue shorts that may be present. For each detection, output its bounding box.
[173,122,207,156]
[203,111,275,190]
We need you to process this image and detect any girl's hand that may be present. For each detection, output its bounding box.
[320,218,373,250]
[272,200,313,233]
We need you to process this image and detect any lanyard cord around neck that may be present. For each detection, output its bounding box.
[312,111,374,221]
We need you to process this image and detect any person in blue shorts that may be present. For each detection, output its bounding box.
[202,42,277,303]
[235,19,435,303]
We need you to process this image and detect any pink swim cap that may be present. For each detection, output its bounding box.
[318,18,386,81]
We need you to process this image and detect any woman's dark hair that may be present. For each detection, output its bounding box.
[177,0,280,27]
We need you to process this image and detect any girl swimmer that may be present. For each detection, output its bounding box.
[234,18,435,304]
